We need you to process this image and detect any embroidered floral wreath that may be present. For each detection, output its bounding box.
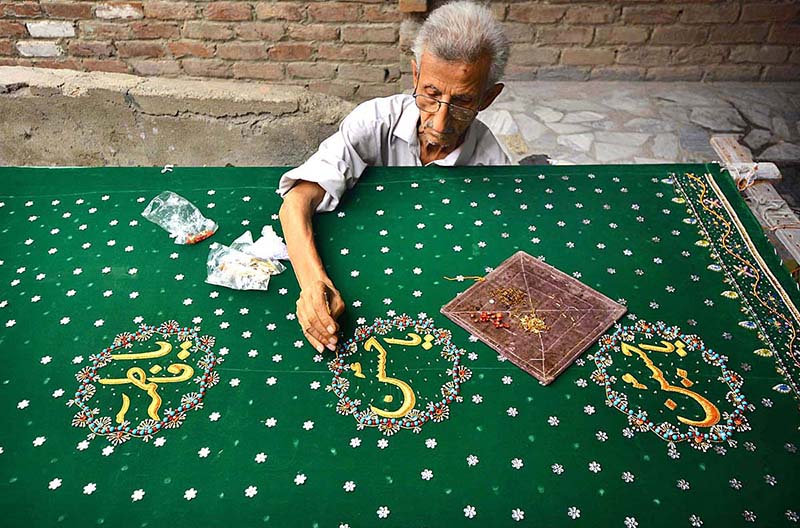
[69,320,221,445]
[327,314,471,436]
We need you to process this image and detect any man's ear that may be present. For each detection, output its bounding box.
[411,59,418,87]
[479,83,504,111]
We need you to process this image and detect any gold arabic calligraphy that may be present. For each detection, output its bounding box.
[99,340,194,423]
[347,333,432,419]
[620,340,720,427]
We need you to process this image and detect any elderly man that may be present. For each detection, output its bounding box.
[278,0,510,353]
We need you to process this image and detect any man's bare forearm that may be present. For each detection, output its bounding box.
[278,182,330,288]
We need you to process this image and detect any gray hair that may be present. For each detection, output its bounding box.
[412,1,509,87]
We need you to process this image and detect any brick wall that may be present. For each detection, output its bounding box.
[1,1,798,102]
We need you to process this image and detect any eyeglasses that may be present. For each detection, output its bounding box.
[413,94,479,122]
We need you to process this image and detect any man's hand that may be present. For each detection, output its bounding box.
[296,279,345,352]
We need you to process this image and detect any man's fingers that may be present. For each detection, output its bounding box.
[297,305,328,352]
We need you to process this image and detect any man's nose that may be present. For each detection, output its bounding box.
[431,102,454,133]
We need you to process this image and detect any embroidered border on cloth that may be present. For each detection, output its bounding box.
[670,172,800,401]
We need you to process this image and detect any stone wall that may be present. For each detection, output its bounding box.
[1,1,798,102]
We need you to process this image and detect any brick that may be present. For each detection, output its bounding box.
[217,42,267,60]
[791,49,800,64]
[182,58,231,77]
[83,58,131,73]
[502,23,535,43]
[116,40,164,58]
[131,59,181,75]
[79,21,133,40]
[488,3,506,22]
[0,2,41,18]
[363,5,402,23]
[16,40,63,57]
[342,26,397,43]
[561,47,615,66]
[317,43,365,61]
[621,6,680,24]
[508,44,559,66]
[95,3,144,20]
[502,64,537,81]
[762,64,800,80]
[616,46,671,66]
[254,2,303,21]
[651,26,708,46]
[287,24,339,41]
[645,66,704,81]
[204,2,252,21]
[564,5,616,24]
[43,3,93,19]
[131,21,180,39]
[233,22,283,41]
[729,45,790,63]
[308,81,357,99]
[34,58,81,70]
[702,64,762,81]
[594,26,648,45]
[287,61,337,79]
[741,2,800,22]
[708,24,770,43]
[536,26,593,45]
[680,3,740,24]
[768,24,800,44]
[0,39,15,55]
[338,63,386,82]
[25,20,75,38]
[0,21,27,38]
[168,39,214,58]
[143,2,198,20]
[398,0,426,14]
[182,21,234,40]
[69,40,115,57]
[356,83,398,99]
[366,45,398,62]
[308,3,359,22]
[268,42,312,60]
[589,66,645,81]
[507,4,566,23]
[672,45,728,65]
[536,65,590,81]
[232,61,283,79]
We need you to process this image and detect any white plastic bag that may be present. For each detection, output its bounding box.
[141,191,218,245]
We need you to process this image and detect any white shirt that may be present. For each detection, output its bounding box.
[277,94,510,212]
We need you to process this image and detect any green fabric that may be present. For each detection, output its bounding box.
[0,164,798,527]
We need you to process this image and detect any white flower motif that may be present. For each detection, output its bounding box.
[425,438,437,449]
[303,420,315,431]
[588,461,602,473]
[350,437,361,448]
[548,416,560,426]
[512,508,525,522]
[552,463,564,475]
[507,407,518,417]
[511,458,524,470]
[83,483,96,495]
[184,488,197,500]
[622,471,635,483]
[48,478,62,490]
[567,506,581,519]
[420,469,433,480]
[131,489,145,502]
[198,447,211,458]
[377,439,389,449]
[209,412,221,422]
[376,506,390,519]
[244,485,258,498]
[294,474,307,485]
[466,454,479,466]
[33,436,46,447]
[343,481,356,492]
[265,417,277,428]
[624,517,638,528]
[464,505,477,519]
[472,394,483,404]
[501,375,513,385]
[255,452,267,463]
[17,400,30,409]
[154,437,167,447]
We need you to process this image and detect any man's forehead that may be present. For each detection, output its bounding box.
[417,51,490,92]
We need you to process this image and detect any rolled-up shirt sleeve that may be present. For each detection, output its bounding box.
[278,107,379,213]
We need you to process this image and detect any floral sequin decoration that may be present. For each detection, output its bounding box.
[327,314,470,435]
[68,320,221,445]
[592,319,752,454]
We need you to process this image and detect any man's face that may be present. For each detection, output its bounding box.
[413,51,498,153]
